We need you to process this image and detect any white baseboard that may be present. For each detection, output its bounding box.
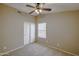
[48,45,78,56]
[0,45,25,56]
[0,42,78,56]
[36,41,78,56]
[0,42,35,56]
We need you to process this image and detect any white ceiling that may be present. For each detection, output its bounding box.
[5,3,79,16]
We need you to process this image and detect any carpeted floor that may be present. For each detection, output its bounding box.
[3,43,73,56]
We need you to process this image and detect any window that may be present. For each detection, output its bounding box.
[38,23,46,39]
[24,22,30,45]
[30,23,35,43]
[24,22,35,45]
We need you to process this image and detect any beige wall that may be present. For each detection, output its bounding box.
[0,3,79,55]
[0,4,34,52]
[0,4,4,49]
[38,11,79,55]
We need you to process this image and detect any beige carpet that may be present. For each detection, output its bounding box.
[4,43,72,56]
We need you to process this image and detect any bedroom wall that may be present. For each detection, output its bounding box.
[0,4,35,52]
[0,4,4,50]
[38,11,79,55]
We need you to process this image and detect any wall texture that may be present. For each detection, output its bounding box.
[38,11,79,55]
[0,4,4,50]
[0,4,34,52]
